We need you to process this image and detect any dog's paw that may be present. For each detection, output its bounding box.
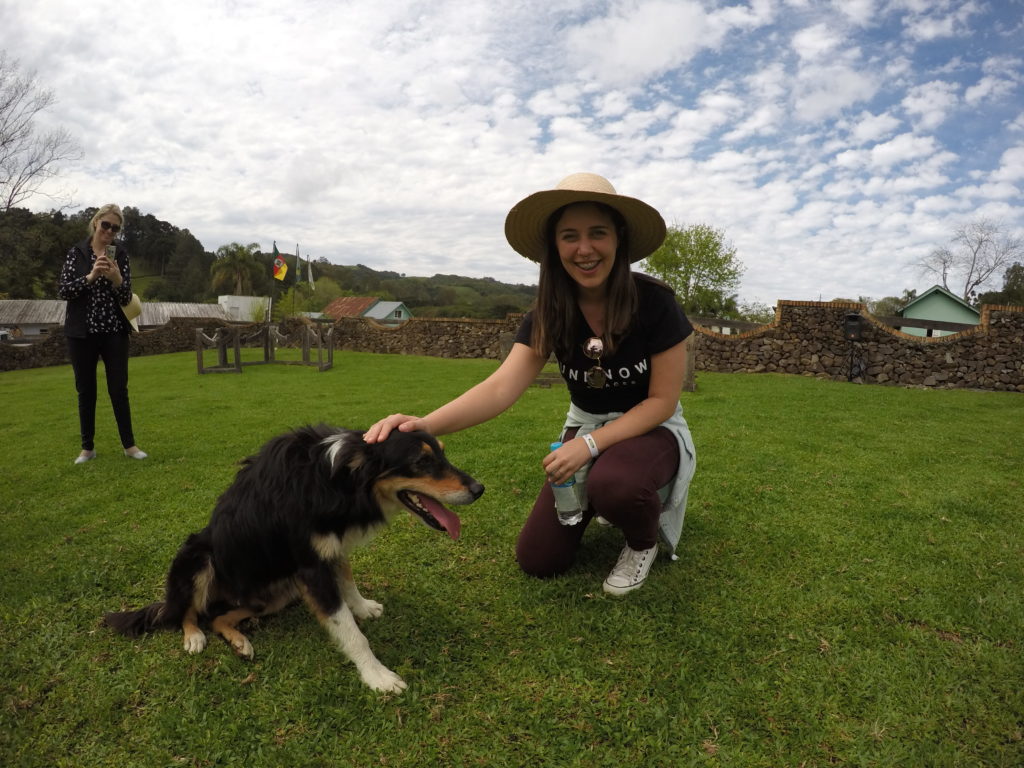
[183,630,207,654]
[362,664,407,694]
[231,636,254,660]
[351,598,384,620]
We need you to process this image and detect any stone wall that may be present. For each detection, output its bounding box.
[0,315,516,372]
[693,300,1024,392]
[3,303,1021,392]
[331,315,522,359]
[0,317,231,372]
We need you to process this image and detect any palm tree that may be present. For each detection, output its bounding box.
[210,242,263,295]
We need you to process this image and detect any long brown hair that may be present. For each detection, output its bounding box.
[530,202,638,359]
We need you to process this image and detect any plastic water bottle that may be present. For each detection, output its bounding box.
[549,441,582,526]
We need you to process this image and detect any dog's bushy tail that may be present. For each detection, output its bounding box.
[104,602,170,636]
[104,530,212,637]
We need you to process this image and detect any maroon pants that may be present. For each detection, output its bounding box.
[515,426,679,577]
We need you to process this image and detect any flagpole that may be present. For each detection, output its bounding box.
[270,240,278,328]
[292,243,299,316]
[271,240,290,326]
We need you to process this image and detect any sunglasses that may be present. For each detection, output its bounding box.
[583,336,607,389]
[99,221,121,233]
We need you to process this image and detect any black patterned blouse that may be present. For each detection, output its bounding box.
[58,240,133,337]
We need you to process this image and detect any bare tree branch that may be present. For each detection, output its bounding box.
[917,218,1023,302]
[0,52,81,212]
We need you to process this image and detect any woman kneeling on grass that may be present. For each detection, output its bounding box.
[366,173,696,595]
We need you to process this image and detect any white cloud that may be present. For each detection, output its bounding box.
[901,80,960,130]
[955,182,1022,200]
[793,64,879,121]
[901,1,984,42]
[527,85,585,117]
[992,146,1024,182]
[832,0,877,26]
[709,0,776,31]
[904,14,955,41]
[723,105,784,142]
[871,134,946,170]
[848,111,903,145]
[965,75,1016,107]
[981,55,1024,76]
[564,0,722,89]
[594,91,632,118]
[913,195,965,214]
[792,23,843,61]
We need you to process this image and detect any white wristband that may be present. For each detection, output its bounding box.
[581,433,599,458]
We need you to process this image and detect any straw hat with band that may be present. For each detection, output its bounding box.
[121,293,142,333]
[504,172,666,263]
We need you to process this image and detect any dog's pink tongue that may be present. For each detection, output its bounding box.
[420,496,462,540]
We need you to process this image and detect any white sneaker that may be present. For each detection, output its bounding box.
[602,543,658,596]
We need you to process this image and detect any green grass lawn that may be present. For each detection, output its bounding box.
[1,352,1021,767]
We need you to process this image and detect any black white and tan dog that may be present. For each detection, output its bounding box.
[104,424,483,693]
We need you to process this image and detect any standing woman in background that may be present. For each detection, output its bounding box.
[58,204,147,464]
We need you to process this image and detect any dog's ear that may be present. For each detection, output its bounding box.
[437,439,445,451]
[325,431,368,476]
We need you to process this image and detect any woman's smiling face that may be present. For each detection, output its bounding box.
[94,214,122,248]
[554,202,619,296]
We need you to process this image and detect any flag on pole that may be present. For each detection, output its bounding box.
[294,244,301,286]
[273,242,288,281]
[307,252,315,289]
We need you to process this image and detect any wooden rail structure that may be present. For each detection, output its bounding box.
[195,323,334,374]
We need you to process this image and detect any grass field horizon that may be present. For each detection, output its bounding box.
[1,351,1021,767]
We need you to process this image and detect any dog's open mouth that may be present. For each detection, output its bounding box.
[398,491,462,540]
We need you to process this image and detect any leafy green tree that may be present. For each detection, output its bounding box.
[142,234,213,301]
[639,223,744,315]
[977,262,1024,306]
[120,207,176,276]
[271,277,345,321]
[867,289,917,317]
[168,231,214,299]
[0,206,85,297]
[308,277,343,310]
[738,301,775,324]
[210,242,263,295]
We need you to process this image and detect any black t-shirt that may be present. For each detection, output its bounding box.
[514,275,693,413]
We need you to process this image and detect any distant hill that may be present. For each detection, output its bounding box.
[312,262,537,319]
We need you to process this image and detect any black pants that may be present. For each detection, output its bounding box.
[66,332,135,451]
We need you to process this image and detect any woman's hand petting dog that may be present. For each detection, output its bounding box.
[364,414,428,443]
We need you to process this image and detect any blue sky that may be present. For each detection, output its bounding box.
[3,0,1022,306]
